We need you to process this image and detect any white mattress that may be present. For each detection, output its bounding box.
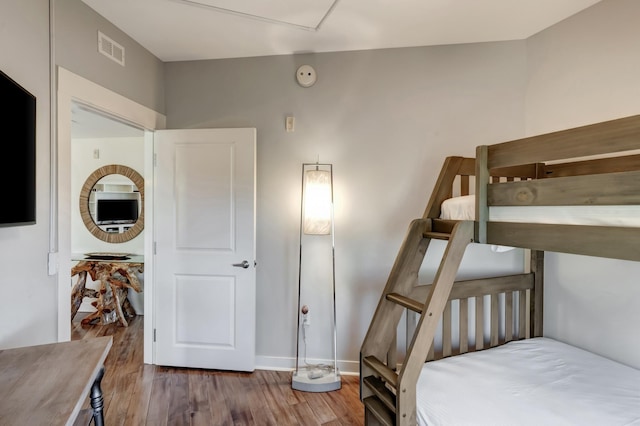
[440,194,476,221]
[440,194,640,227]
[416,337,640,426]
[440,195,513,252]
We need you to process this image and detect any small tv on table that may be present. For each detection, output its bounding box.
[96,198,139,225]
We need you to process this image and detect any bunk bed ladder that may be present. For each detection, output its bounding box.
[360,219,474,426]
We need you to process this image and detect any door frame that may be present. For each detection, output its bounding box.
[56,67,165,364]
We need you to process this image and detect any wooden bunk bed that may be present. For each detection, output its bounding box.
[359,114,640,425]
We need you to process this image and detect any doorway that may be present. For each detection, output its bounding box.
[57,67,165,364]
[70,102,145,324]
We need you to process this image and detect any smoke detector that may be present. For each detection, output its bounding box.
[296,65,317,87]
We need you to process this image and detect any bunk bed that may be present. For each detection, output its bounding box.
[359,114,640,425]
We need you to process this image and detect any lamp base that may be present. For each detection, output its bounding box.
[291,367,342,392]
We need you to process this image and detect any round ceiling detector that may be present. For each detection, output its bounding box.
[296,65,317,87]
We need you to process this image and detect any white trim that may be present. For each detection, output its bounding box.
[56,67,165,366]
[255,355,359,375]
[49,0,58,257]
[143,130,155,363]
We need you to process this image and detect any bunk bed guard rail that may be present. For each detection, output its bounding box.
[475,114,640,261]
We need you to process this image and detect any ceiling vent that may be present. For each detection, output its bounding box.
[98,31,125,66]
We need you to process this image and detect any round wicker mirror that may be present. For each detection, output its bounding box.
[79,164,144,243]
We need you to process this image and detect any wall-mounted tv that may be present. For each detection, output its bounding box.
[96,199,139,224]
[0,70,36,227]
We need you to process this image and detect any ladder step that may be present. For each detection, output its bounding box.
[363,396,394,426]
[431,218,458,234]
[423,231,451,240]
[424,218,461,240]
[363,375,396,413]
[363,356,398,388]
[386,293,423,313]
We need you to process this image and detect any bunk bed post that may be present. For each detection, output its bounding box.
[475,145,489,243]
[530,249,544,337]
[530,163,545,338]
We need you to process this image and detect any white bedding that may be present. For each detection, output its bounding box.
[440,194,640,227]
[440,195,513,252]
[440,194,476,221]
[416,337,640,426]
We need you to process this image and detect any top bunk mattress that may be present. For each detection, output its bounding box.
[440,194,640,227]
[416,337,640,426]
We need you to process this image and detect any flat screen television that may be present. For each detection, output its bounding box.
[96,199,139,224]
[0,70,36,227]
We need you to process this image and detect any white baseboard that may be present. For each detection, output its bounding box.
[255,355,359,375]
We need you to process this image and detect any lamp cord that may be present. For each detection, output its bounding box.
[301,318,333,374]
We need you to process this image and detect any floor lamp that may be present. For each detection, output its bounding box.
[292,163,341,392]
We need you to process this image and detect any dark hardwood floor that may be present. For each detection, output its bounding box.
[72,314,364,425]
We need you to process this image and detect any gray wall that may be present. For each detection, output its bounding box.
[54,0,165,114]
[526,0,640,369]
[0,0,164,350]
[165,43,528,368]
[0,0,56,348]
[4,0,637,374]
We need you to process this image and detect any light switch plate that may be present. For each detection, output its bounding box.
[286,116,295,132]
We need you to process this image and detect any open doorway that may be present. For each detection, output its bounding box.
[56,67,165,364]
[69,103,146,333]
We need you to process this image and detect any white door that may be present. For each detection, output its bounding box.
[154,128,256,371]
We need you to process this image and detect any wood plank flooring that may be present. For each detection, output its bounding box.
[72,314,364,425]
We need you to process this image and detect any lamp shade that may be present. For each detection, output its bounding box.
[303,169,332,235]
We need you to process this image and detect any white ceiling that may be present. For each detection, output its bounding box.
[81,0,602,62]
[74,0,602,138]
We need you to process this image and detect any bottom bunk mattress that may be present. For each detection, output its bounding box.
[416,337,640,426]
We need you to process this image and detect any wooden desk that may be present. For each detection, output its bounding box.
[0,336,112,426]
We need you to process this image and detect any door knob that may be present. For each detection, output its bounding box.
[232,260,250,269]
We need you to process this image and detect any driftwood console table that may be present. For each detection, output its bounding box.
[0,336,112,425]
[71,254,144,327]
